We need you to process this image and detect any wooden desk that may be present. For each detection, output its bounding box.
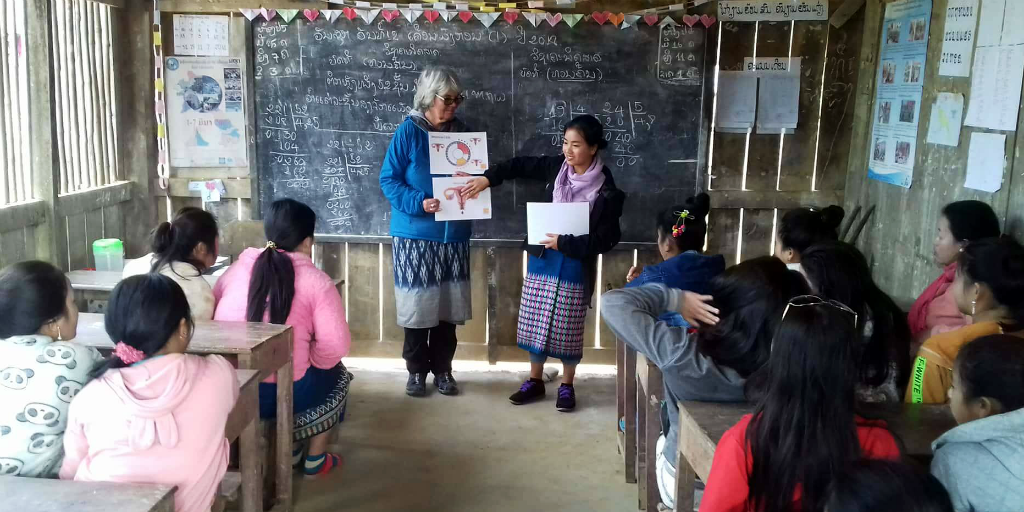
[75,313,295,512]
[636,352,664,511]
[672,401,958,512]
[616,339,638,484]
[0,479,176,512]
[230,370,263,512]
[68,270,220,291]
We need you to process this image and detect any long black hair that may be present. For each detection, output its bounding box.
[941,200,1000,242]
[695,256,809,378]
[563,114,609,150]
[656,193,710,253]
[745,300,866,512]
[826,460,954,512]
[94,274,194,376]
[247,198,316,324]
[958,236,1024,327]
[151,207,219,274]
[0,260,70,338]
[800,241,911,394]
[778,206,844,255]
[956,334,1024,413]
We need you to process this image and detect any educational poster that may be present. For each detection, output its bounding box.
[432,177,492,221]
[867,0,931,189]
[938,0,978,77]
[428,132,489,174]
[165,57,247,167]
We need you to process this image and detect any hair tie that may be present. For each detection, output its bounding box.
[114,342,145,365]
[265,240,277,250]
[672,210,694,238]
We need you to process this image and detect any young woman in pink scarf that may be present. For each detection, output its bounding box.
[461,115,625,412]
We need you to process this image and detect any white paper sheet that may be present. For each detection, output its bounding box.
[1002,1,1024,45]
[965,132,1006,192]
[939,0,978,77]
[173,15,230,56]
[976,0,1005,47]
[964,45,1024,131]
[715,72,758,131]
[432,177,492,221]
[526,202,589,245]
[756,73,800,133]
[926,92,965,146]
[427,132,489,174]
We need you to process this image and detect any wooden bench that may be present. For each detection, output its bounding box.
[635,352,665,511]
[0,479,176,512]
[616,338,638,484]
[672,401,958,512]
[75,313,296,512]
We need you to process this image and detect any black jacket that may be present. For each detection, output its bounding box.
[484,155,626,300]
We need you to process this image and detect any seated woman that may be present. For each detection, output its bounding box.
[601,257,808,509]
[909,201,1001,343]
[908,236,1024,404]
[213,198,352,476]
[0,261,101,477]
[800,241,911,403]
[122,207,219,320]
[774,205,844,272]
[625,193,725,327]
[700,296,900,512]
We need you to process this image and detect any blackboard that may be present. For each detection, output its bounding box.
[253,16,706,242]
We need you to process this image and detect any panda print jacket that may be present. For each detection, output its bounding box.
[0,335,101,477]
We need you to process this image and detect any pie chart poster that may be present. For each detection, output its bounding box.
[428,132,489,175]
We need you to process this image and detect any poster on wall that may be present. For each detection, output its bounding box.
[938,0,978,77]
[867,0,931,189]
[165,56,248,168]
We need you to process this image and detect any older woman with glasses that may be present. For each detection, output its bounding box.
[379,66,472,398]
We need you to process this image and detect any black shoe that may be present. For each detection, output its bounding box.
[406,373,427,397]
[556,384,576,412]
[509,378,545,405]
[433,372,460,396]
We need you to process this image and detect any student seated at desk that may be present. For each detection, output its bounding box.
[625,193,725,327]
[774,206,844,274]
[213,198,352,477]
[826,460,954,512]
[700,296,900,512]
[931,335,1024,512]
[0,261,101,478]
[602,257,808,510]
[123,207,219,320]
[60,274,237,512]
[907,237,1024,404]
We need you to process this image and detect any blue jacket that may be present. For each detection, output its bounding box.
[379,116,471,243]
[625,251,726,327]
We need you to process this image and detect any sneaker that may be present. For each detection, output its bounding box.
[509,378,545,405]
[406,373,427,397]
[556,384,576,412]
[433,372,460,396]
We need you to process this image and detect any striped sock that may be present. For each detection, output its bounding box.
[304,453,326,472]
[292,444,303,467]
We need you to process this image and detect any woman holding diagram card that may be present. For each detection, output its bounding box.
[461,114,625,412]
[379,66,473,398]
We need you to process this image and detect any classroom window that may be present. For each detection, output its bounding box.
[0,0,32,206]
[50,0,120,195]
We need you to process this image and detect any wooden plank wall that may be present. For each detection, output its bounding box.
[845,0,1024,307]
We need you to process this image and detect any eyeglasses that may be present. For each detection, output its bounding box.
[435,94,466,106]
[781,294,859,326]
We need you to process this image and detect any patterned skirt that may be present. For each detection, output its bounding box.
[517,250,588,360]
[392,237,472,329]
[259,363,353,443]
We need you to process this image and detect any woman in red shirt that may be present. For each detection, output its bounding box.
[700,296,901,512]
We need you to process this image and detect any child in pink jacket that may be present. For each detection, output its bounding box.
[60,274,238,512]
[214,198,351,477]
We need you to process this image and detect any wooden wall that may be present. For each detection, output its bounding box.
[845,0,1024,307]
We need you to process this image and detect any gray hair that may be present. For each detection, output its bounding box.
[412,66,463,113]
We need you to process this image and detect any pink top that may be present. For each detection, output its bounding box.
[60,354,238,512]
[213,248,350,382]
[923,285,971,339]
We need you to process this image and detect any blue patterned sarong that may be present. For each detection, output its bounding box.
[392,237,472,329]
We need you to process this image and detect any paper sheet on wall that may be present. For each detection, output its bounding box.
[1002,1,1024,46]
[432,177,492,221]
[938,0,978,77]
[526,202,589,245]
[427,132,489,174]
[165,56,248,167]
[926,92,964,146]
[714,71,757,132]
[173,15,230,56]
[964,45,1024,131]
[756,73,800,133]
[964,132,1006,193]
[976,0,1004,47]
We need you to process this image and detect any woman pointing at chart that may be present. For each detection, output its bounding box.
[461,114,625,412]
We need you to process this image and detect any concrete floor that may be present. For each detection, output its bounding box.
[292,368,637,512]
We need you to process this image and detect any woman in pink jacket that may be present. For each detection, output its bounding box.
[60,274,238,512]
[214,198,351,477]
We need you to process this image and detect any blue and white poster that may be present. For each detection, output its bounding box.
[165,56,248,168]
[868,0,931,189]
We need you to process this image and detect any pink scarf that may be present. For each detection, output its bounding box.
[908,262,958,336]
[553,156,606,211]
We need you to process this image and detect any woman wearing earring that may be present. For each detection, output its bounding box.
[0,261,102,477]
[907,236,1024,404]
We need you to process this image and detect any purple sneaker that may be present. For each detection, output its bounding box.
[509,378,545,405]
[556,384,576,412]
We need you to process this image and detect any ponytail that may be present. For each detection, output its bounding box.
[246,199,316,324]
